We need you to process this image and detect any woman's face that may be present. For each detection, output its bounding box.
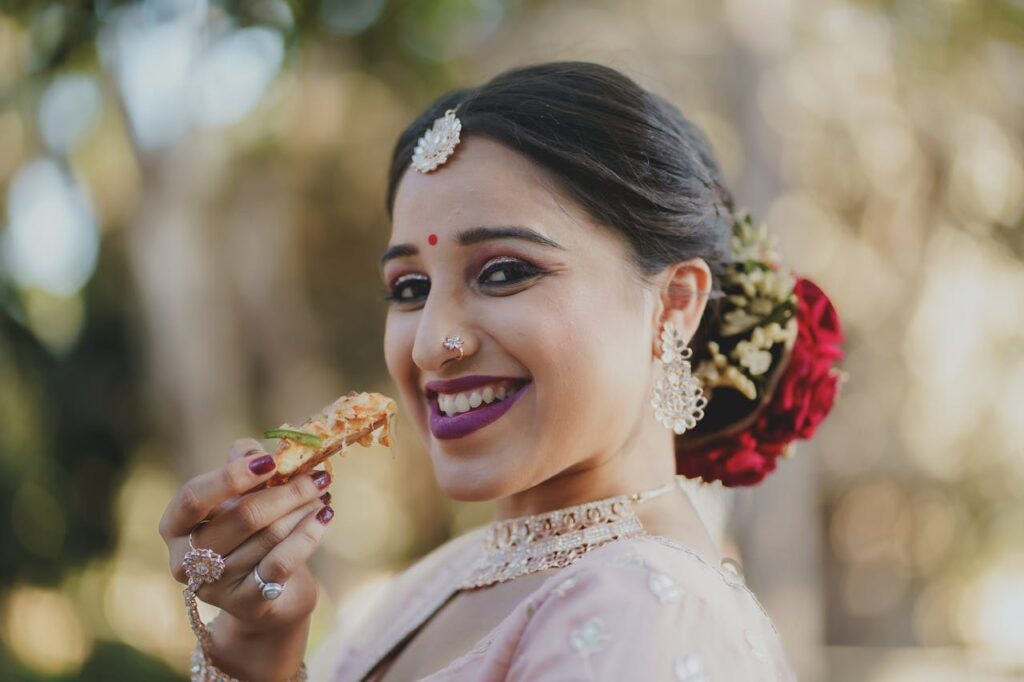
[382,136,675,504]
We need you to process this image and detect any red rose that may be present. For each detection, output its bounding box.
[756,343,841,446]
[794,277,844,360]
[678,431,784,487]
[677,275,845,486]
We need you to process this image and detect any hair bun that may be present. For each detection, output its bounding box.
[675,210,848,486]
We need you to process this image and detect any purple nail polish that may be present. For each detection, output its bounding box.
[248,455,276,475]
[319,492,332,505]
[311,470,331,490]
[316,506,334,525]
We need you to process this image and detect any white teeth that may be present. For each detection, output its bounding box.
[436,382,523,417]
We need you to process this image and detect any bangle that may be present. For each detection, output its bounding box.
[190,642,308,682]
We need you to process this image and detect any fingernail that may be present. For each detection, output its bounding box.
[319,492,332,505]
[316,506,334,525]
[248,455,276,475]
[311,470,331,490]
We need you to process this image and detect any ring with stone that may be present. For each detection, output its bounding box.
[253,565,285,601]
[182,520,226,593]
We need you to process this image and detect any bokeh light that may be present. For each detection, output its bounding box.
[38,73,103,154]
[2,586,92,675]
[1,157,99,297]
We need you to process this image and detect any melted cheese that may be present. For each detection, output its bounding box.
[269,391,397,483]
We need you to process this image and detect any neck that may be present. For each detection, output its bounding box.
[493,405,675,521]
[491,412,722,560]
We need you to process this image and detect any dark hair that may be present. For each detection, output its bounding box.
[389,62,752,451]
[386,61,734,355]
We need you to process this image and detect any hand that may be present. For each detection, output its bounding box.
[159,438,335,635]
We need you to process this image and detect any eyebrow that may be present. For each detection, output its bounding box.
[379,225,565,266]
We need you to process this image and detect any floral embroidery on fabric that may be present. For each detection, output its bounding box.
[745,629,770,662]
[674,654,711,681]
[648,570,683,604]
[554,575,579,598]
[720,557,745,586]
[570,616,612,656]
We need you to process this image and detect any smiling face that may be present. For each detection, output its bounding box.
[382,135,702,512]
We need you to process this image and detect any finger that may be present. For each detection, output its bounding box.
[229,437,265,463]
[208,439,271,518]
[255,504,335,589]
[218,493,330,583]
[185,470,331,560]
[159,450,282,542]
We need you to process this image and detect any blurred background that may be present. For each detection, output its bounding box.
[1,0,1022,680]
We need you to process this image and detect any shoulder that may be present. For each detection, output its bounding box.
[505,535,796,682]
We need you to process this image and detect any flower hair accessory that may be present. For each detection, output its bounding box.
[411,108,462,173]
[676,210,849,486]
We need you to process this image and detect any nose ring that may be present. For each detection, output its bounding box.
[442,335,465,361]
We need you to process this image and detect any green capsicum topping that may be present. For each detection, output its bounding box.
[263,428,324,448]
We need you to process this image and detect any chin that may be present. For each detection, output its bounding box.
[429,451,521,502]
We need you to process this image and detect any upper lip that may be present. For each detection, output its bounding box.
[424,375,529,396]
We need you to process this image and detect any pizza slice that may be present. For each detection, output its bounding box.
[263,391,397,487]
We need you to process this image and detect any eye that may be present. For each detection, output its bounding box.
[478,256,543,288]
[385,273,430,305]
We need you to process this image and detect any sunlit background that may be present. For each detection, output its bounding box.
[0,1,1022,680]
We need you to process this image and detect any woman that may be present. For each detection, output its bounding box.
[160,61,831,681]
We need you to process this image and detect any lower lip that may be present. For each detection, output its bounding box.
[428,383,530,440]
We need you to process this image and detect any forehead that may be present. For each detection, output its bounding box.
[391,135,584,241]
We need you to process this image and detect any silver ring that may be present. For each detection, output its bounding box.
[182,519,225,592]
[252,566,285,601]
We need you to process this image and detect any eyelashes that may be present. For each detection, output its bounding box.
[383,257,544,306]
[383,273,430,303]
[478,256,542,286]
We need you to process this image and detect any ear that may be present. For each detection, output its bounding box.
[651,258,712,356]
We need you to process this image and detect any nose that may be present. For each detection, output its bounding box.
[411,291,476,372]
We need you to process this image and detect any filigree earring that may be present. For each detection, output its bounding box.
[652,321,708,435]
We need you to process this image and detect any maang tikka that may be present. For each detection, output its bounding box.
[411,108,462,173]
[652,321,709,435]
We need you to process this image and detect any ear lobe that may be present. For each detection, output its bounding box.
[653,259,712,352]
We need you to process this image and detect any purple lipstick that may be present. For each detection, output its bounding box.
[425,376,531,440]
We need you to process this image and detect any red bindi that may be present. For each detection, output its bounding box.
[428,234,438,246]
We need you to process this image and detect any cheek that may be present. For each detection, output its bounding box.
[383,314,415,391]
[532,280,650,416]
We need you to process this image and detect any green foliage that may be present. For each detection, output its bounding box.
[0,252,142,587]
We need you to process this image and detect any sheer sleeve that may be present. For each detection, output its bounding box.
[504,546,793,682]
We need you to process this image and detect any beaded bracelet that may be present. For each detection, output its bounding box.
[185,575,307,681]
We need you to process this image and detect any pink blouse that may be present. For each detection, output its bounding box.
[310,529,797,681]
